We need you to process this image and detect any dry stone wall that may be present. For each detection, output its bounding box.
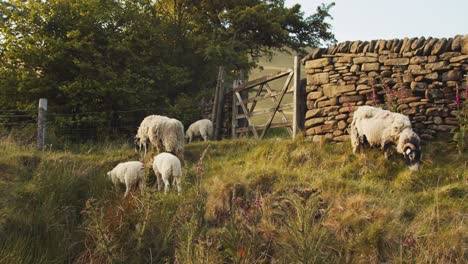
[302,35,468,142]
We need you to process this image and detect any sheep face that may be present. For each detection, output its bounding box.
[134,136,141,152]
[403,143,421,171]
[106,171,112,180]
[134,136,150,153]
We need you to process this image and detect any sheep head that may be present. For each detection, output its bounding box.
[401,133,421,171]
[106,171,112,180]
[134,136,141,152]
[134,136,148,153]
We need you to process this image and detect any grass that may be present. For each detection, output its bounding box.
[0,135,466,263]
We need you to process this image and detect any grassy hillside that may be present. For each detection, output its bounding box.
[0,136,466,263]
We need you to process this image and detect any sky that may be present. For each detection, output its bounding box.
[285,0,468,43]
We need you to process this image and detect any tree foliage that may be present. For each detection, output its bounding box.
[0,0,334,140]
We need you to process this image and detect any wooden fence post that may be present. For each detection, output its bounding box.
[211,71,220,123]
[231,79,241,138]
[37,98,47,150]
[293,55,304,139]
[214,66,225,140]
[231,70,247,138]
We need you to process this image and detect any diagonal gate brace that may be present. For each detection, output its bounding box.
[235,91,259,138]
[259,71,294,139]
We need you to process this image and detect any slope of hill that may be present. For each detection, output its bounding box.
[0,137,466,263]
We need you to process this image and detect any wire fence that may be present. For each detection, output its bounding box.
[0,106,166,144]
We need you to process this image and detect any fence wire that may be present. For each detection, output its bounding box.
[0,107,165,143]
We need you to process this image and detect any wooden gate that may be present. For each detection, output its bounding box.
[231,56,303,139]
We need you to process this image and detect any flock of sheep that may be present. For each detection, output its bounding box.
[107,117,213,197]
[107,106,422,197]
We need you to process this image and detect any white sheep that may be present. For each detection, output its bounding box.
[107,161,145,197]
[152,152,182,193]
[186,119,213,143]
[350,106,421,170]
[135,115,169,156]
[148,118,185,160]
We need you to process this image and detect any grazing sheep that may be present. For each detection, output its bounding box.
[135,115,169,156]
[152,152,182,193]
[350,106,421,170]
[186,119,213,143]
[107,161,145,197]
[148,118,185,160]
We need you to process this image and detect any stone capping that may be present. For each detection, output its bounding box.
[302,35,468,65]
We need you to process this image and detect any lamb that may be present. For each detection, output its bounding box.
[186,119,213,143]
[107,161,145,197]
[148,117,185,160]
[350,106,421,170]
[152,152,182,193]
[135,115,169,156]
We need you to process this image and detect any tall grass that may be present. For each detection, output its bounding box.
[0,135,466,263]
[0,137,133,264]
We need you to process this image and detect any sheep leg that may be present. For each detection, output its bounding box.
[174,176,181,194]
[382,142,392,159]
[350,126,360,154]
[162,174,170,193]
[154,172,163,192]
[157,141,164,153]
[114,182,120,194]
[124,184,130,198]
[189,136,192,144]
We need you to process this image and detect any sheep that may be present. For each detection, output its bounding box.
[152,152,182,193]
[350,106,421,170]
[135,115,169,156]
[107,161,145,197]
[186,119,213,143]
[148,117,185,160]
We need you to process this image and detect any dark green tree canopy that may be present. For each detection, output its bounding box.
[0,0,334,139]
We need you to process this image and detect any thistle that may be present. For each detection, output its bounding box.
[372,88,378,105]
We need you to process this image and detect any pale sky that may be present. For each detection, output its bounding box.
[286,0,468,44]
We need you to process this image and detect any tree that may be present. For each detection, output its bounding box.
[0,0,334,140]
